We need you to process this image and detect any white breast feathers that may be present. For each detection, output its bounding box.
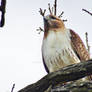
[42,29,80,72]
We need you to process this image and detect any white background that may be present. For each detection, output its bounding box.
[0,0,92,92]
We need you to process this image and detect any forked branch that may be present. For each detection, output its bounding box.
[37,27,44,34]
[39,8,46,17]
[37,0,67,34]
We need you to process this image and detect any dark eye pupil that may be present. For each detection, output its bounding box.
[51,16,56,19]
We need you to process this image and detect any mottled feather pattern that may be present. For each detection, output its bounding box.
[70,29,92,80]
[70,29,90,61]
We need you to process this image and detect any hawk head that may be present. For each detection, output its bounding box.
[43,15,65,31]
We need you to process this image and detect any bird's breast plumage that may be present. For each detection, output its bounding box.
[42,29,80,72]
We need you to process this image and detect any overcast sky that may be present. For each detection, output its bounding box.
[0,0,92,92]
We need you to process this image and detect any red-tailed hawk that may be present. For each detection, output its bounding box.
[42,15,90,75]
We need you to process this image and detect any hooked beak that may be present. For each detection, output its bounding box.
[43,16,49,30]
[43,16,49,28]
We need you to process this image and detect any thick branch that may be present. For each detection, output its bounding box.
[0,0,6,27]
[19,59,92,92]
[0,0,6,12]
[52,81,92,92]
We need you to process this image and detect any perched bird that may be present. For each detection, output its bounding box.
[42,14,90,74]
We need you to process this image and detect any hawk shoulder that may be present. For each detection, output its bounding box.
[70,29,90,61]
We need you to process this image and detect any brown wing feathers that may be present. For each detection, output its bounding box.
[70,29,90,61]
[70,29,92,80]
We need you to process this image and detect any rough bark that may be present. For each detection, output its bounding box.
[18,59,92,92]
[52,81,92,92]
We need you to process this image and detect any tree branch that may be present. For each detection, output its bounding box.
[18,59,92,92]
[62,19,67,22]
[0,0,6,27]
[82,9,92,16]
[36,27,44,34]
[52,81,92,92]
[48,3,52,15]
[11,84,15,92]
[58,11,64,18]
[39,8,46,17]
[37,0,67,34]
[54,0,57,15]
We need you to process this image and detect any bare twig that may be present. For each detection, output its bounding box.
[39,8,46,17]
[48,3,52,14]
[37,27,44,34]
[82,9,92,16]
[38,0,67,34]
[37,8,45,34]
[54,0,57,15]
[11,84,15,92]
[52,7,54,15]
[85,32,90,55]
[58,11,64,18]
[62,19,67,22]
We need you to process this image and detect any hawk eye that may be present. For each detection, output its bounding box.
[50,16,56,19]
